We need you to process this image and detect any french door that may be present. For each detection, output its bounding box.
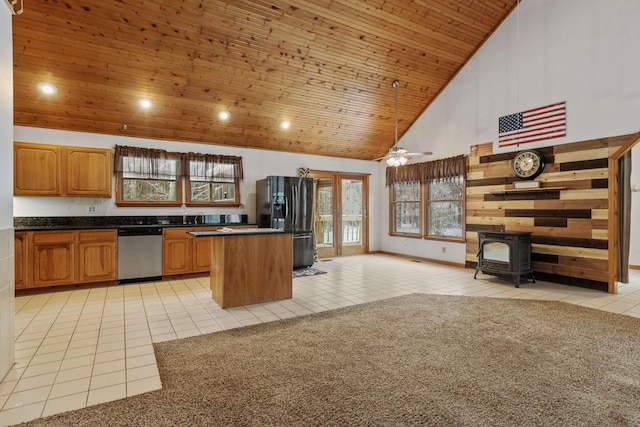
[310,171,368,257]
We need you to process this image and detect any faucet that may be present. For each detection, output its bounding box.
[195,212,205,224]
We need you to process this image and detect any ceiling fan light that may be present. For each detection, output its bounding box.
[386,157,399,167]
[399,156,408,165]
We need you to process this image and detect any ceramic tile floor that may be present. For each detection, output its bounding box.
[1,254,640,426]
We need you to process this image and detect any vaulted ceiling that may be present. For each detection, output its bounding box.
[12,0,519,160]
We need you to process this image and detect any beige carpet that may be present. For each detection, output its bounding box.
[19,294,640,426]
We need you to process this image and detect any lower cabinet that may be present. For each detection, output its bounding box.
[77,230,117,283]
[162,227,219,277]
[14,232,30,289]
[192,237,213,272]
[162,231,191,276]
[33,231,76,287]
[17,229,117,289]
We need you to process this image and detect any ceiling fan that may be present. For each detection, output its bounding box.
[374,80,432,166]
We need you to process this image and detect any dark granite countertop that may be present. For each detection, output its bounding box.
[14,215,252,232]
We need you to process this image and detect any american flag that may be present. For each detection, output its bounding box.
[498,101,566,147]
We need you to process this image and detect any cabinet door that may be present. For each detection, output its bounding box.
[33,233,75,287]
[77,230,117,283]
[14,143,61,196]
[14,232,30,289]
[64,147,112,197]
[163,239,190,275]
[192,237,212,273]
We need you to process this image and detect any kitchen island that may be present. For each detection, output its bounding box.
[188,228,292,308]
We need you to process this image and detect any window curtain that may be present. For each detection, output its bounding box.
[186,153,243,182]
[114,145,182,179]
[386,154,467,185]
[618,151,632,283]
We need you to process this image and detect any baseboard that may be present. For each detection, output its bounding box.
[630,265,640,271]
[370,251,466,268]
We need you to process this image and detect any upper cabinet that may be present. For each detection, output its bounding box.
[14,142,112,197]
[14,143,61,195]
[64,147,112,197]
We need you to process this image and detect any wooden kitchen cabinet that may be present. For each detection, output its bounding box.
[18,229,117,289]
[162,226,221,276]
[64,147,112,197]
[163,228,191,276]
[14,142,112,197]
[32,231,76,287]
[14,232,30,289]
[14,143,61,196]
[192,237,213,272]
[77,230,117,283]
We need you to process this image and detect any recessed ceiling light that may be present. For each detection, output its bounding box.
[280,120,291,130]
[139,99,152,109]
[37,82,57,95]
[219,110,230,120]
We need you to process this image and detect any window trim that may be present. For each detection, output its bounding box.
[114,146,183,207]
[423,176,466,243]
[185,180,241,207]
[388,181,423,238]
[386,155,467,243]
[184,153,243,207]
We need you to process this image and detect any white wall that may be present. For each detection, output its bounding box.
[0,5,15,380]
[380,0,640,265]
[13,127,382,250]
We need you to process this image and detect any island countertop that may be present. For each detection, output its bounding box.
[188,227,287,237]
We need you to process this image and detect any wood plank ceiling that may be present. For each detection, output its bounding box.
[12,0,520,161]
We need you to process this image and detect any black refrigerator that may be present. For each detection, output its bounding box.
[256,176,314,268]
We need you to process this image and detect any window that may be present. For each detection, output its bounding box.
[114,146,243,207]
[426,176,464,239]
[185,153,243,207]
[390,181,422,236]
[114,146,182,207]
[387,155,466,242]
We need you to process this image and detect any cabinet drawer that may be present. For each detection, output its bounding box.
[32,231,75,244]
[163,228,192,239]
[78,229,117,242]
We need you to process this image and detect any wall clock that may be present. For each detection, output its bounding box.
[511,149,545,180]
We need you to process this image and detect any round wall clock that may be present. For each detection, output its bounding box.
[511,149,545,180]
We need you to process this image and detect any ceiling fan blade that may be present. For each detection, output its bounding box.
[405,151,433,156]
[371,151,433,162]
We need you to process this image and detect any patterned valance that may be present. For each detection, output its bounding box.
[185,152,244,182]
[386,155,467,186]
[114,146,244,182]
[114,145,183,179]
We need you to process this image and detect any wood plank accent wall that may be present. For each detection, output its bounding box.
[466,135,631,291]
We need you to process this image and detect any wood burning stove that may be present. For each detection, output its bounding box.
[474,231,535,287]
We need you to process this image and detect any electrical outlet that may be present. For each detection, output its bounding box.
[441,246,446,253]
[87,206,97,214]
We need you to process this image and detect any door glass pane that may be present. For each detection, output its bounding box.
[314,178,334,248]
[341,179,363,246]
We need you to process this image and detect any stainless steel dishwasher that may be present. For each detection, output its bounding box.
[117,226,163,284]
